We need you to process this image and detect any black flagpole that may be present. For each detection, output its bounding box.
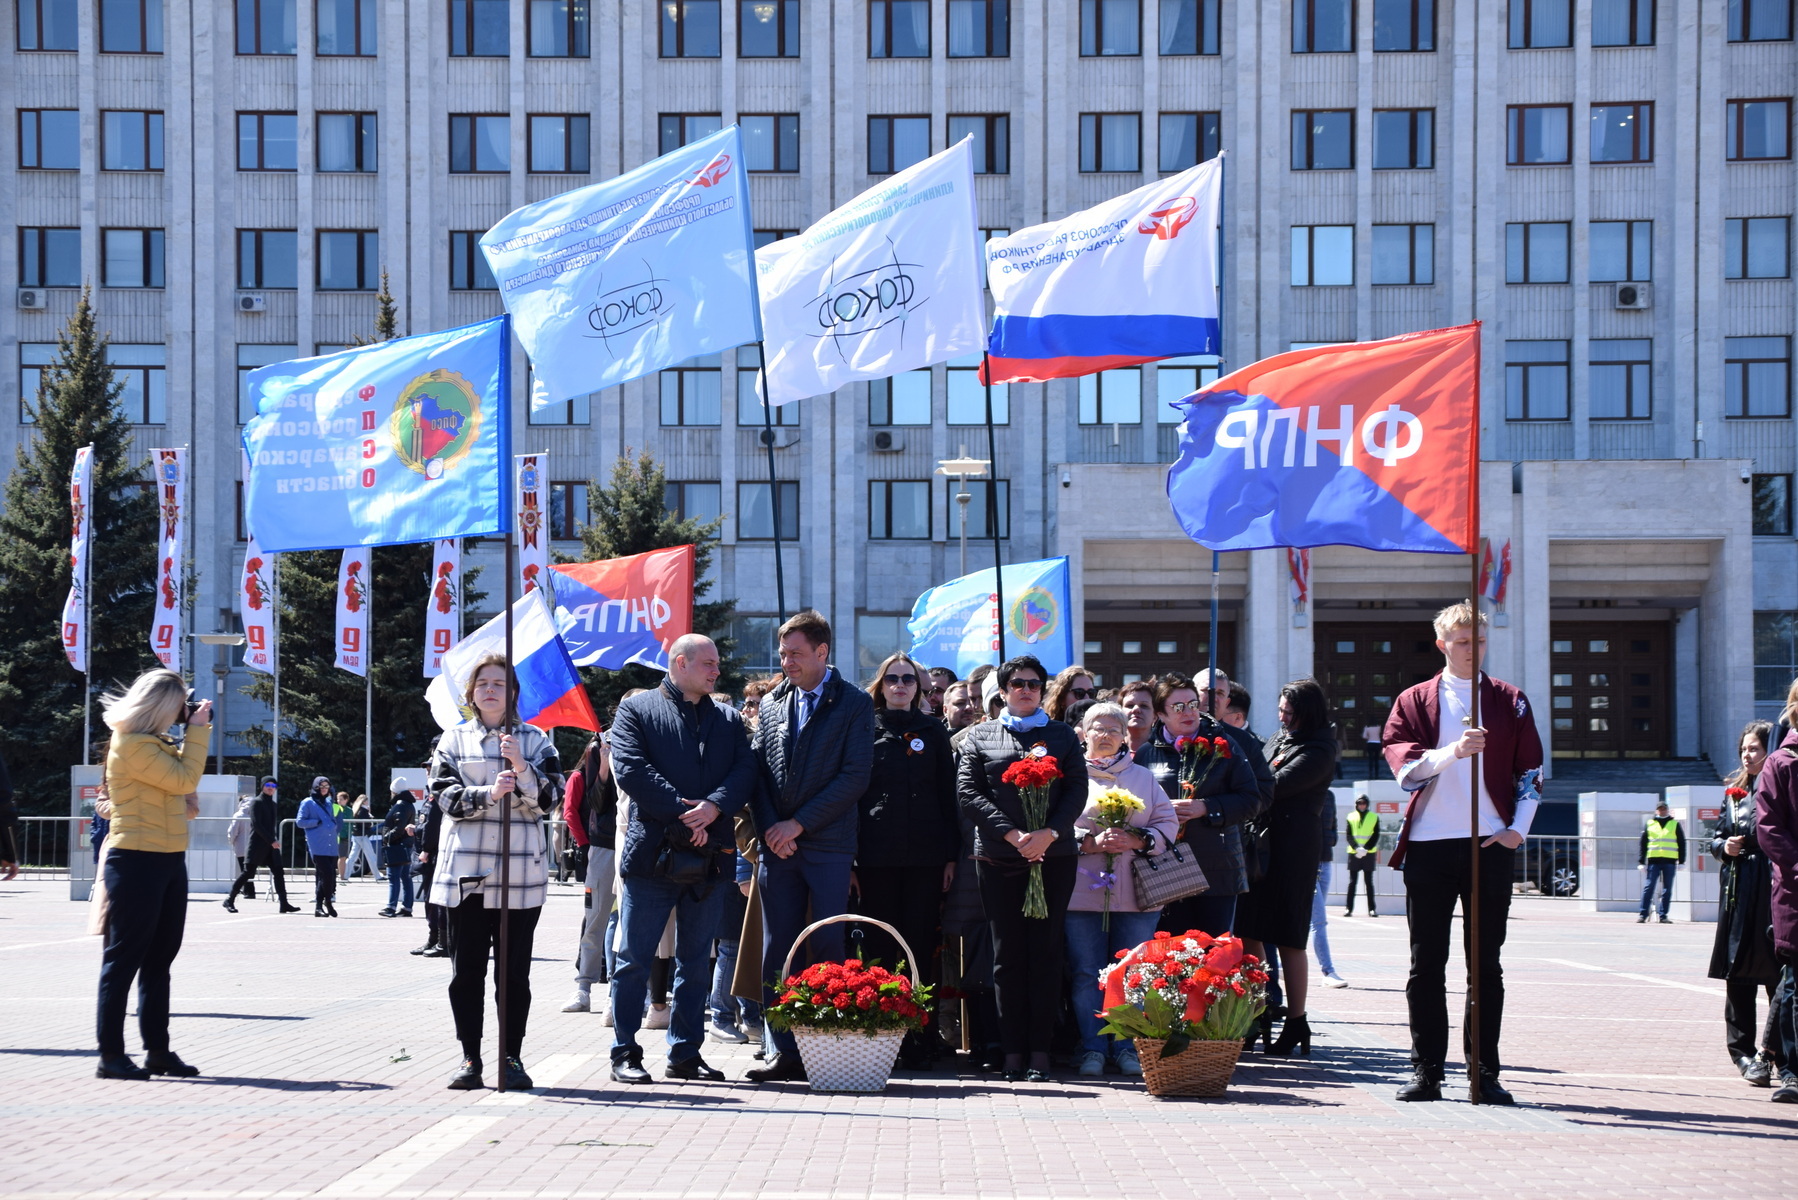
[981,353,1005,663]
[496,531,515,1091]
[756,343,788,621]
[1467,544,1483,1104]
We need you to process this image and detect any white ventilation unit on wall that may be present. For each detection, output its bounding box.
[237,293,267,312]
[17,288,46,310]
[1613,282,1651,310]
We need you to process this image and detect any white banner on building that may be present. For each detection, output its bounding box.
[424,537,461,677]
[60,444,93,674]
[334,549,370,676]
[516,453,550,596]
[241,537,276,675]
[149,447,185,672]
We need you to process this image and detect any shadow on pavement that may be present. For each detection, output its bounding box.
[1555,1101,1798,1139]
[172,1012,308,1021]
[0,1048,93,1057]
[179,1077,394,1092]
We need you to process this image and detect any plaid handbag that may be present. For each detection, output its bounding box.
[1129,841,1210,910]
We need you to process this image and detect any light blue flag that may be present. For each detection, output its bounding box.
[908,557,1074,678]
[242,317,511,553]
[480,125,760,412]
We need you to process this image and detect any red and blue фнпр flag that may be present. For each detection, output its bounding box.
[1165,324,1480,555]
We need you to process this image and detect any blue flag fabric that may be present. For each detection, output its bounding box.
[908,557,1073,679]
[242,317,511,553]
[480,125,761,412]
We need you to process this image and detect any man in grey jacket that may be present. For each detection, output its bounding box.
[744,610,875,1083]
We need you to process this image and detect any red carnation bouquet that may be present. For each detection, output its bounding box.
[1096,930,1267,1058]
[1001,750,1064,918]
[1725,786,1749,801]
[764,958,935,1036]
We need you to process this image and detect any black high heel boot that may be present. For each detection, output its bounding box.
[1267,1013,1312,1058]
[1246,1004,1284,1052]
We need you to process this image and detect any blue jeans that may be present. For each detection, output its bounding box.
[610,872,726,1064]
[709,936,762,1028]
[1064,909,1162,1056]
[759,851,853,1056]
[386,853,414,911]
[1776,965,1798,1084]
[1311,860,1335,975]
[1639,859,1677,918]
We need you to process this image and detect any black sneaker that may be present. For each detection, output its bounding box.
[1772,1076,1798,1104]
[1658,915,1672,924]
[1396,1064,1443,1102]
[1474,1070,1515,1106]
[502,1057,533,1090]
[422,944,449,958]
[95,1054,150,1081]
[1741,1056,1774,1087]
[447,1057,483,1090]
[410,942,434,956]
[665,1055,725,1081]
[377,908,396,918]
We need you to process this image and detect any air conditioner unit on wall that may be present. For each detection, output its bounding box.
[238,293,267,312]
[1613,282,1651,310]
[17,288,46,310]
[871,430,903,452]
[757,427,799,449]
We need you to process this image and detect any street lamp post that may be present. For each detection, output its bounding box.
[935,447,990,579]
[195,633,246,777]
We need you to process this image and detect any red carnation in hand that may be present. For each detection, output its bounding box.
[1212,736,1233,758]
[1725,786,1749,800]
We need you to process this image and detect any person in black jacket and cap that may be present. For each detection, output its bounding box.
[855,651,958,1068]
[412,766,449,956]
[223,777,299,913]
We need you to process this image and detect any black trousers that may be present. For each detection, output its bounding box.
[447,897,542,1060]
[976,857,1077,1056]
[311,856,338,908]
[95,850,188,1058]
[856,865,945,985]
[227,842,287,904]
[1403,839,1515,1074]
[1345,854,1378,913]
[1724,977,1781,1065]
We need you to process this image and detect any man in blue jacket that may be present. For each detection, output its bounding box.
[607,633,755,1084]
[745,610,875,1083]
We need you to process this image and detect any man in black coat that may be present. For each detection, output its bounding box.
[745,610,875,1083]
[223,777,297,912]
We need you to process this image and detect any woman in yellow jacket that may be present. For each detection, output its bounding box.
[95,669,211,1080]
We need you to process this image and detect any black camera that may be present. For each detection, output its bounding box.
[181,687,200,724]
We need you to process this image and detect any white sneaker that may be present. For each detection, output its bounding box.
[600,1006,613,1027]
[561,989,590,1013]
[645,1005,671,1030]
[1323,972,1349,989]
[709,1022,749,1043]
[1076,1051,1105,1077]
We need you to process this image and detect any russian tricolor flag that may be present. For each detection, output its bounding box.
[425,588,600,732]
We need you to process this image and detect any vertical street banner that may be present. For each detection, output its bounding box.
[516,453,550,596]
[149,447,185,671]
[479,125,761,412]
[424,538,461,678]
[241,537,276,675]
[549,545,696,670]
[907,557,1073,678]
[1288,547,1311,611]
[334,550,370,676]
[755,139,985,406]
[60,444,93,673]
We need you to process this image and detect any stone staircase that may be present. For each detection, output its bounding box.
[1541,758,1725,803]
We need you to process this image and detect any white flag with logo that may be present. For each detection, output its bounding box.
[334,549,370,676]
[755,139,984,406]
[60,444,93,673]
[149,448,185,671]
[424,538,461,677]
[516,453,551,597]
[241,537,276,675]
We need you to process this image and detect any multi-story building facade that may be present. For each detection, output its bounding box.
[2,0,1793,768]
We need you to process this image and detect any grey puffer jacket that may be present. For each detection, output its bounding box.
[750,669,875,857]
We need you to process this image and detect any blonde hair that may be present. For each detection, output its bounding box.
[1079,701,1131,736]
[101,669,187,736]
[1432,601,1489,640]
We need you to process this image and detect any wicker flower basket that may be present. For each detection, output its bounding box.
[782,915,922,1094]
[1134,1037,1243,1098]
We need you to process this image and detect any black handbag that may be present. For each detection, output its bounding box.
[1130,841,1210,909]
[1241,818,1272,885]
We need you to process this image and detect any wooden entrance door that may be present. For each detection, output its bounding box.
[1548,622,1671,758]
[1081,622,1236,690]
[1313,622,1445,746]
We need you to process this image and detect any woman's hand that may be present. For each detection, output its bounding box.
[499,734,525,772]
[1013,829,1055,862]
[942,861,957,892]
[1724,835,1745,857]
[184,794,201,820]
[1094,827,1142,854]
[1171,797,1208,822]
[492,770,517,799]
[187,699,213,727]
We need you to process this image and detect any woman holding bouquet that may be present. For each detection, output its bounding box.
[1066,702,1178,1076]
[958,655,1088,1081]
[1709,720,1783,1084]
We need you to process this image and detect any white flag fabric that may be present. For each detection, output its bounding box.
[241,537,276,675]
[149,448,185,671]
[424,538,461,678]
[755,139,984,406]
[334,549,370,676]
[516,453,552,597]
[60,445,93,674]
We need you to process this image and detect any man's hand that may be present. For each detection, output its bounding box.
[1452,726,1488,759]
[1481,827,1525,850]
[679,799,719,836]
[942,861,957,892]
[417,851,430,865]
[764,819,804,859]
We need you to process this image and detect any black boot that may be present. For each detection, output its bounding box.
[1473,1069,1515,1105]
[1267,1013,1312,1058]
[96,1054,150,1080]
[143,1050,200,1077]
[1397,1063,1443,1101]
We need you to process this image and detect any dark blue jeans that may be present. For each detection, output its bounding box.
[610,872,726,1064]
[1776,964,1798,1083]
[1639,860,1677,918]
[387,852,415,911]
[96,850,188,1058]
[759,851,853,1056]
[1065,909,1162,1056]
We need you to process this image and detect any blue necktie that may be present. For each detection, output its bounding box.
[798,689,817,732]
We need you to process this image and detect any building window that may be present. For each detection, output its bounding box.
[101,0,163,52]
[870,481,931,539]
[661,353,722,426]
[659,113,724,155]
[318,113,377,172]
[238,112,298,171]
[236,0,296,54]
[737,481,800,540]
[1294,0,1353,51]
[546,482,588,540]
[664,481,722,525]
[1593,0,1654,45]
[856,615,909,674]
[1590,220,1652,281]
[1079,113,1142,172]
[19,110,79,169]
[1591,102,1653,163]
[101,228,164,288]
[1509,0,1571,47]
[529,0,589,56]
[1730,0,1792,41]
[1506,222,1571,283]
[1755,612,1798,705]
[101,110,164,170]
[742,114,801,172]
[237,230,298,288]
[870,371,932,426]
[948,114,1009,173]
[1591,339,1652,419]
[731,615,780,672]
[18,227,79,287]
[1155,355,1220,422]
[734,346,799,427]
[947,354,1008,424]
[1754,475,1793,536]
[1726,336,1791,418]
[754,229,800,249]
[1159,112,1221,170]
[1160,0,1219,53]
[19,343,58,423]
[1727,217,1791,279]
[527,371,591,425]
[1081,0,1141,55]
[869,116,931,174]
[449,232,497,290]
[450,115,510,172]
[1507,104,1572,163]
[1374,0,1435,50]
[871,0,929,56]
[1505,340,1571,420]
[946,479,1009,539]
[1372,109,1433,168]
[1291,225,1354,286]
[108,344,166,424]
[1079,369,1143,424]
[1371,224,1434,284]
[740,0,799,55]
[948,0,1008,55]
[1292,110,1354,170]
[528,115,590,173]
[18,0,78,50]
[661,0,719,55]
[237,344,297,423]
[317,231,379,291]
[449,0,508,55]
[1727,100,1792,161]
[317,0,376,54]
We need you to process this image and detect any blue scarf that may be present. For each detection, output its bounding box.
[999,708,1049,732]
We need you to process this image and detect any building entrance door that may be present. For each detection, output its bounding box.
[1082,622,1235,690]
[1548,622,1671,758]
[1313,622,1444,747]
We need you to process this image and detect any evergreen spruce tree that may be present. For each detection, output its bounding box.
[0,290,157,812]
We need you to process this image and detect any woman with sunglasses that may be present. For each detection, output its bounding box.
[854,652,959,1068]
[1043,665,1098,724]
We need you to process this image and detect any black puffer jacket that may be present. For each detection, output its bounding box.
[857,707,959,869]
[1134,715,1266,895]
[956,718,1089,864]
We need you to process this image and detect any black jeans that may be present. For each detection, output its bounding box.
[95,850,188,1058]
[1403,838,1515,1074]
[856,865,945,984]
[976,857,1077,1056]
[447,897,542,1060]
[311,856,338,908]
[227,842,287,904]
[1345,854,1378,914]
[1724,977,1781,1065]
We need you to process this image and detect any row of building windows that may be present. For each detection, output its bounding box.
[1499,336,1791,420]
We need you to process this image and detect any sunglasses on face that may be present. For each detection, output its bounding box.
[1166,701,1204,713]
[1008,678,1044,691]
[925,685,947,696]
[883,673,918,687]
[1066,686,1096,700]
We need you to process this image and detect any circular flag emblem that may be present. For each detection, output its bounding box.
[909,737,925,753]
[1028,744,1049,759]
[390,369,483,479]
[1008,585,1061,647]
